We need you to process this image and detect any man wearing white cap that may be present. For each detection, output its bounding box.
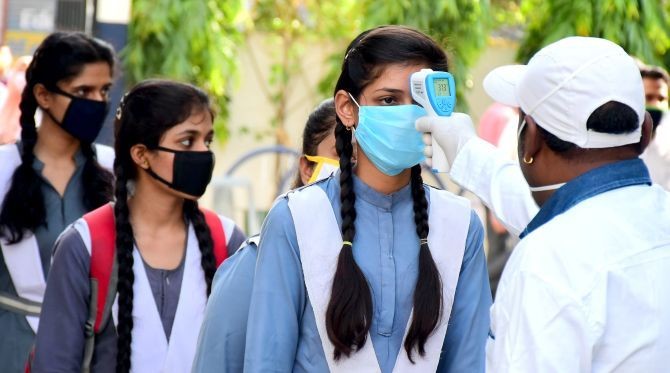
[416,36,670,371]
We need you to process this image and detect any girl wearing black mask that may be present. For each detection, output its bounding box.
[0,32,115,372]
[31,80,246,372]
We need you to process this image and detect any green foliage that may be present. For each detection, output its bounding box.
[518,0,670,68]
[125,0,243,142]
[358,0,491,111]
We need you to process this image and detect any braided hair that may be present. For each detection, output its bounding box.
[0,32,114,243]
[113,80,217,372]
[325,25,448,362]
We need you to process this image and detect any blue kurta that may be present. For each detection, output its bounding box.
[195,174,491,372]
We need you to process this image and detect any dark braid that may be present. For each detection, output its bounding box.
[325,119,373,360]
[183,199,217,295]
[114,164,135,373]
[404,165,442,362]
[0,86,44,243]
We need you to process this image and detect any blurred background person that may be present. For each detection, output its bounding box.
[477,102,520,297]
[640,63,670,190]
[0,56,31,145]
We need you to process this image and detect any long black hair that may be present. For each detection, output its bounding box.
[0,32,115,243]
[113,79,218,373]
[326,25,449,362]
[292,98,337,188]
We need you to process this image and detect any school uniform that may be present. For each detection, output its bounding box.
[0,143,113,373]
[31,211,246,372]
[238,174,491,373]
[192,236,259,373]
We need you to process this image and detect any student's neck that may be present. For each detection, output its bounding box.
[33,119,80,162]
[128,177,185,232]
[354,151,411,195]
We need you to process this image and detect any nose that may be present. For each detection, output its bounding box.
[193,140,210,152]
[90,91,106,102]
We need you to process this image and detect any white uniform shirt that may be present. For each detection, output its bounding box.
[450,138,670,372]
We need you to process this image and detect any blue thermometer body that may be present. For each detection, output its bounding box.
[410,69,457,173]
[410,69,456,117]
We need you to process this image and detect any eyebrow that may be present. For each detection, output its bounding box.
[70,83,113,90]
[374,88,405,94]
[176,129,215,137]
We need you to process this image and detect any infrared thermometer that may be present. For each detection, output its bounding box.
[410,68,456,173]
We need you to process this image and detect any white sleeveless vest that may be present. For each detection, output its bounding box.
[0,144,114,332]
[73,212,236,373]
[287,185,471,372]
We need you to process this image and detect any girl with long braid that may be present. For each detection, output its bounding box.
[32,80,246,372]
[242,25,491,372]
[0,32,115,372]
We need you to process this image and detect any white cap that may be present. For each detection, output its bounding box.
[483,37,645,148]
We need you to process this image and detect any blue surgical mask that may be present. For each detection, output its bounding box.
[349,93,426,176]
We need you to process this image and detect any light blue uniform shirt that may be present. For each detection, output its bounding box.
[194,175,491,372]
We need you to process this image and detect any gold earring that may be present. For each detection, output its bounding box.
[523,156,534,164]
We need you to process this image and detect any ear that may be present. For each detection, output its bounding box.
[33,83,52,109]
[638,111,653,154]
[299,156,314,186]
[130,144,150,170]
[521,115,543,161]
[334,89,357,128]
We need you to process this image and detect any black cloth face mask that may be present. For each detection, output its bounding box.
[647,107,666,130]
[145,146,215,197]
[45,86,110,143]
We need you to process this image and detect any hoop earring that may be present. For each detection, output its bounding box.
[523,156,534,164]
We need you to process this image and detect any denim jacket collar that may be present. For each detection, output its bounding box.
[520,158,651,239]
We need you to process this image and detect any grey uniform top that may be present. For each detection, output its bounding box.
[0,147,89,373]
[31,219,246,373]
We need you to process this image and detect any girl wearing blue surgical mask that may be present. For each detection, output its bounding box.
[31,80,246,372]
[242,25,491,372]
[0,32,116,372]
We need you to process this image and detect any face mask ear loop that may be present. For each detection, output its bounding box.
[347,92,361,109]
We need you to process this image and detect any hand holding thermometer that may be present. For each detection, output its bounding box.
[410,68,456,173]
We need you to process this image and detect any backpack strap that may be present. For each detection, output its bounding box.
[81,204,117,373]
[200,208,228,266]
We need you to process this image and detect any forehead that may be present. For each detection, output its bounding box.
[61,62,112,86]
[643,77,668,91]
[164,110,213,134]
[364,62,428,91]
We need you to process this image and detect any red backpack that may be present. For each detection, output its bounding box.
[25,203,228,373]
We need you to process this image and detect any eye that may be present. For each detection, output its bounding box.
[205,138,213,148]
[101,86,111,98]
[74,88,87,97]
[380,96,397,105]
[179,138,193,147]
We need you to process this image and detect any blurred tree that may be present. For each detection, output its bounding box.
[125,0,243,142]
[355,0,491,112]
[241,0,359,146]
[517,0,670,67]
